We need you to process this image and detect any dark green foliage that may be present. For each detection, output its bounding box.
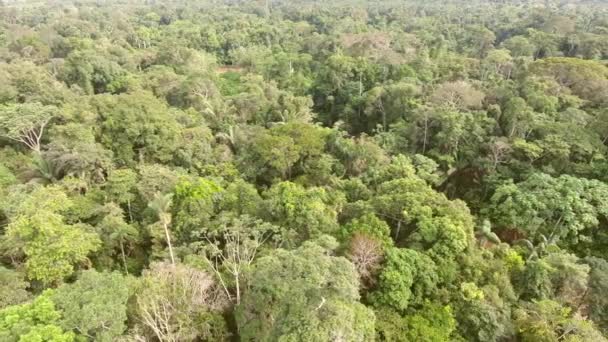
[52,270,131,341]
[370,247,438,312]
[235,238,375,341]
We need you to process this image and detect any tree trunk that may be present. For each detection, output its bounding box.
[395,220,402,241]
[235,271,241,305]
[163,221,175,265]
[422,115,429,153]
[127,199,134,222]
[120,240,129,274]
[359,74,363,96]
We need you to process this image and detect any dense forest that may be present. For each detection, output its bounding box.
[1,0,608,340]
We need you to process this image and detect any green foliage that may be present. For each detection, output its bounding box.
[341,213,392,247]
[0,267,31,310]
[370,247,438,312]
[237,123,330,182]
[0,164,17,191]
[484,174,608,247]
[375,302,457,342]
[262,181,341,244]
[530,57,608,106]
[0,291,75,342]
[372,176,474,261]
[455,282,514,342]
[91,91,182,166]
[236,238,375,341]
[514,300,607,342]
[583,257,608,333]
[4,186,100,285]
[52,270,130,341]
[172,178,223,243]
[105,169,138,205]
[0,103,57,152]
[95,203,140,272]
[2,1,608,341]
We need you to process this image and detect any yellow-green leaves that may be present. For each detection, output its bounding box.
[5,186,100,286]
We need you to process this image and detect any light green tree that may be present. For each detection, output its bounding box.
[0,290,75,342]
[370,247,438,312]
[0,102,57,153]
[4,186,100,285]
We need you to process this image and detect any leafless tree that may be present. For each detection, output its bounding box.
[204,226,271,305]
[346,233,384,288]
[431,81,485,110]
[136,262,228,342]
[488,138,512,170]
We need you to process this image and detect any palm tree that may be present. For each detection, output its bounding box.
[215,125,236,151]
[475,219,501,246]
[24,156,65,185]
[148,192,175,265]
[515,234,557,261]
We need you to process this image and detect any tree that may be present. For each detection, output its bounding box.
[0,290,75,342]
[484,173,608,248]
[61,50,128,95]
[171,177,224,244]
[136,163,184,202]
[514,300,607,342]
[0,267,30,309]
[201,214,279,305]
[0,61,69,105]
[514,250,590,308]
[454,282,514,342]
[235,237,375,341]
[104,168,138,220]
[4,186,100,285]
[0,102,57,153]
[240,131,299,181]
[582,257,608,333]
[148,192,176,265]
[347,233,384,288]
[96,203,140,273]
[483,49,513,80]
[529,57,608,106]
[371,176,474,261]
[340,213,392,247]
[499,97,538,138]
[0,164,17,191]
[375,302,457,342]
[430,81,485,110]
[52,270,130,341]
[370,247,438,312]
[134,262,228,342]
[262,181,341,245]
[361,82,420,133]
[220,179,263,217]
[501,36,535,58]
[91,91,182,166]
[475,219,501,246]
[341,213,392,287]
[236,123,330,182]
